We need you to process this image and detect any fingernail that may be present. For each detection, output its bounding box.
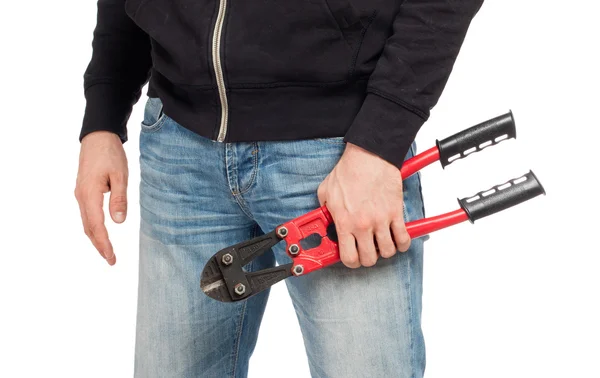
[104,252,115,264]
[114,212,125,223]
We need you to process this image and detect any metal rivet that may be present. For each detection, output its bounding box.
[288,244,300,256]
[234,283,246,295]
[277,227,288,238]
[221,253,233,266]
[293,265,304,276]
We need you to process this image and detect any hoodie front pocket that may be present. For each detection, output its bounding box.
[226,1,368,85]
[323,0,365,48]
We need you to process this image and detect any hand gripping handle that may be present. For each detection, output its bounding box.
[436,111,516,168]
[458,171,546,223]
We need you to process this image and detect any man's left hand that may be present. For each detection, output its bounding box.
[317,142,411,269]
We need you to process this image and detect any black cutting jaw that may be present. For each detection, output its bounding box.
[200,231,293,302]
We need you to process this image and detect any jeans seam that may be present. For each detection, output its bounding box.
[403,201,409,221]
[233,194,254,219]
[231,279,250,378]
[238,142,259,195]
[225,144,239,194]
[406,256,416,378]
[407,142,419,377]
[225,144,254,218]
[231,226,259,378]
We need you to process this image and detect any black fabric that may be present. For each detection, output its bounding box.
[81,0,483,167]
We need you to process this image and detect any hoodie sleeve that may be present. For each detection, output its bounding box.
[344,0,484,167]
[79,0,152,143]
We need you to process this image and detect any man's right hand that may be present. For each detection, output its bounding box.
[75,131,129,266]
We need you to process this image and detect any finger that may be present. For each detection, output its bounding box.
[337,231,361,269]
[109,172,128,223]
[84,191,116,265]
[77,203,104,259]
[317,180,327,207]
[391,218,411,252]
[355,230,378,267]
[375,226,397,259]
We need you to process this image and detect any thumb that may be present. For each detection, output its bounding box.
[317,180,327,207]
[109,172,128,223]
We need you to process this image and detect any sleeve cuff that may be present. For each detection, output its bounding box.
[80,83,139,143]
[343,93,428,168]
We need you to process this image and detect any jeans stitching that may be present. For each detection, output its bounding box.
[231,265,253,378]
[140,114,168,133]
[140,100,167,133]
[239,142,259,194]
[406,255,416,378]
[403,143,416,221]
[407,143,418,377]
[225,144,239,194]
[231,296,249,378]
[225,144,254,219]
[230,225,259,378]
[233,194,254,219]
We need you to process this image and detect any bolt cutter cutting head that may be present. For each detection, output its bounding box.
[201,207,339,302]
[200,230,294,302]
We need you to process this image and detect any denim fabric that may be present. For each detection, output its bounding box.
[135,97,426,378]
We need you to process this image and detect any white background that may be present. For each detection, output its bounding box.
[1,1,599,377]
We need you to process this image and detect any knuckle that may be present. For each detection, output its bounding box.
[398,230,410,244]
[353,216,372,232]
[393,217,406,227]
[342,253,360,268]
[398,232,411,245]
[110,171,128,183]
[388,207,400,219]
[398,237,412,252]
[381,246,397,258]
[334,217,352,233]
[88,223,101,237]
[360,254,377,267]
[110,195,127,206]
[74,185,88,201]
[361,258,377,267]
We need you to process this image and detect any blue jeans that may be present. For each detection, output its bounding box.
[135,98,426,378]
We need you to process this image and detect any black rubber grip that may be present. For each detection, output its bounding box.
[458,171,545,223]
[437,111,516,168]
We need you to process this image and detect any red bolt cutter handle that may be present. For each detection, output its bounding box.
[278,170,543,276]
[201,112,545,303]
[275,111,542,276]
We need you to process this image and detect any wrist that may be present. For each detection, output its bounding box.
[344,142,395,168]
[81,130,122,143]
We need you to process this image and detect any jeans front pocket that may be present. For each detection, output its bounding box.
[141,97,167,133]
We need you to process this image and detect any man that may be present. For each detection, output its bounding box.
[75,1,483,377]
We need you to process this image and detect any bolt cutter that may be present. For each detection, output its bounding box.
[201,111,546,302]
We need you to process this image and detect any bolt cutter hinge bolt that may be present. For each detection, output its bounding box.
[221,253,234,266]
[288,244,300,256]
[234,283,246,296]
[277,227,288,238]
[293,265,304,276]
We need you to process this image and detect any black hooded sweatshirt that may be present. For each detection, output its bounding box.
[81,0,483,167]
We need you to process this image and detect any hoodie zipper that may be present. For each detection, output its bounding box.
[212,0,229,142]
